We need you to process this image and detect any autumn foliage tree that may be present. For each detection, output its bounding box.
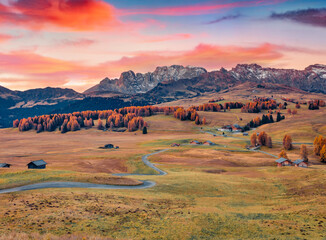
[13,119,19,128]
[97,119,104,130]
[320,145,326,163]
[279,150,288,159]
[300,144,309,162]
[283,134,293,150]
[266,136,273,148]
[258,132,268,146]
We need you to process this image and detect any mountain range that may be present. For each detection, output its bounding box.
[1,63,325,127]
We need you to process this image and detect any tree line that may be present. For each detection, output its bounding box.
[13,106,176,133]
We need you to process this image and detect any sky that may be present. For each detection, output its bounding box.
[0,0,325,92]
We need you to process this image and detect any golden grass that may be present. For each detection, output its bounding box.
[0,90,326,239]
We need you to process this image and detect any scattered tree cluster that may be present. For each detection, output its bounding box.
[250,131,272,148]
[241,99,280,113]
[308,99,325,110]
[173,107,202,125]
[193,102,244,112]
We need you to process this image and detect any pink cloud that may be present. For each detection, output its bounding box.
[60,38,96,47]
[141,33,192,43]
[0,34,13,43]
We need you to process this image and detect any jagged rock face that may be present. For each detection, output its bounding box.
[230,64,326,93]
[84,65,207,94]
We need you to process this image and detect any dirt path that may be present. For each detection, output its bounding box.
[0,149,170,194]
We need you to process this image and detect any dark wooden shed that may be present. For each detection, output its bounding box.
[0,163,11,168]
[27,160,47,169]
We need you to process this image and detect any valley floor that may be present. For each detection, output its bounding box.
[0,91,326,239]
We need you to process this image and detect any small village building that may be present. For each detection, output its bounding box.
[203,141,215,145]
[0,163,11,168]
[190,140,201,145]
[104,144,114,149]
[171,143,180,147]
[27,160,47,169]
[275,158,292,167]
[218,125,233,132]
[232,124,243,132]
[243,132,249,136]
[293,159,308,168]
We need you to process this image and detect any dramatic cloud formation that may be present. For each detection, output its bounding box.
[0,0,324,91]
[0,43,289,91]
[118,0,286,16]
[0,0,117,31]
[271,8,326,27]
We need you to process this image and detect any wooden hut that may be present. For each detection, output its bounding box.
[0,163,11,168]
[27,160,47,169]
[190,140,201,145]
[275,158,292,167]
[293,159,308,168]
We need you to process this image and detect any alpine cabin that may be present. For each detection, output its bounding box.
[27,160,47,169]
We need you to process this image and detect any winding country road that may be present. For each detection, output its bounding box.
[0,149,169,194]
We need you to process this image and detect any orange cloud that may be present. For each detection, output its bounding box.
[0,0,118,31]
[118,0,287,16]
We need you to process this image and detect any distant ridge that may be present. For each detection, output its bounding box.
[84,63,326,96]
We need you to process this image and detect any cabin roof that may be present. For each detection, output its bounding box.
[191,140,200,143]
[204,140,214,144]
[0,163,11,167]
[275,158,290,163]
[29,160,47,166]
[293,159,306,165]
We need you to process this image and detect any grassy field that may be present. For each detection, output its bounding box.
[0,89,326,239]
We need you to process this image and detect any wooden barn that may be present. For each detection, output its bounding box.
[171,143,180,147]
[203,141,215,145]
[275,158,292,167]
[0,163,11,168]
[104,144,114,149]
[190,140,201,145]
[293,159,308,168]
[27,160,47,169]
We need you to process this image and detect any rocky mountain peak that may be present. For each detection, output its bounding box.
[85,65,207,95]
